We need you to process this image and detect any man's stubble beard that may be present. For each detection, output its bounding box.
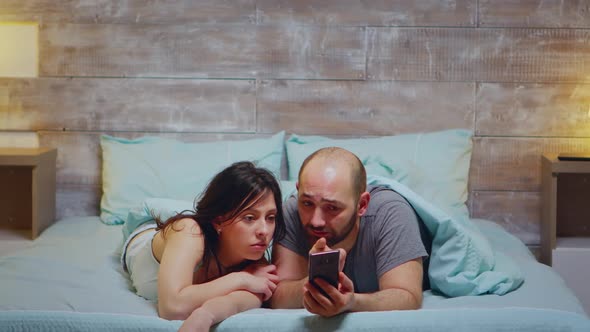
[306,206,358,247]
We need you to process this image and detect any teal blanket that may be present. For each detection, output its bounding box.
[366,175,523,296]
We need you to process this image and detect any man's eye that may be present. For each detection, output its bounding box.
[327,205,338,212]
[301,201,312,207]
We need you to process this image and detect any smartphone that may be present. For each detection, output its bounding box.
[557,153,590,161]
[308,249,340,292]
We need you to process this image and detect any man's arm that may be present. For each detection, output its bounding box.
[305,257,423,316]
[179,291,262,332]
[350,190,425,311]
[352,257,423,311]
[269,243,308,308]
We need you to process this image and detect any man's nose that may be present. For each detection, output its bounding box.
[310,208,325,228]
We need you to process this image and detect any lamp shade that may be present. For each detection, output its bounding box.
[0,22,38,77]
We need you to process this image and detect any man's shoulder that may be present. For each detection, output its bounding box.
[283,195,300,223]
[367,185,409,207]
[364,185,416,224]
[284,194,298,209]
[285,192,297,203]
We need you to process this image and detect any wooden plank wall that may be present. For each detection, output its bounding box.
[2,1,590,252]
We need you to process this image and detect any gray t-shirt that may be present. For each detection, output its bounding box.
[279,185,431,293]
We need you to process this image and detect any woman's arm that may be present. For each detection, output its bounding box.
[157,218,275,320]
[178,291,262,332]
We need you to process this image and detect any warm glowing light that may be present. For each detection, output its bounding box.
[0,22,38,77]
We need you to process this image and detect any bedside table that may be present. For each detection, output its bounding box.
[541,153,590,315]
[0,148,57,240]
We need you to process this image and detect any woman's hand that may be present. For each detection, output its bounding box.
[238,264,279,301]
[178,307,214,332]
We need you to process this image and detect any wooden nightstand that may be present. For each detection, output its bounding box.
[541,153,590,315]
[0,148,57,240]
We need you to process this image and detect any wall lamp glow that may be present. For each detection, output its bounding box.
[0,22,38,78]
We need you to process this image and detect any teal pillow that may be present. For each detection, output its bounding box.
[285,129,472,217]
[100,132,285,225]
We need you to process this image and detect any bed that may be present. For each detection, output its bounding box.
[1,130,589,331]
[1,216,588,331]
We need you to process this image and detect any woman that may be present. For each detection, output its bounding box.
[121,161,285,331]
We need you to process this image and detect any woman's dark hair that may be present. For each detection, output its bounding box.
[155,161,285,275]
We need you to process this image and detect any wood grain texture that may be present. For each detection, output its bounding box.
[367,27,590,82]
[479,0,590,28]
[38,131,278,186]
[0,78,256,132]
[257,0,476,26]
[258,80,475,135]
[0,0,256,24]
[476,83,590,137]
[4,0,588,247]
[56,184,101,219]
[470,190,540,245]
[39,132,102,186]
[470,137,590,191]
[40,24,366,79]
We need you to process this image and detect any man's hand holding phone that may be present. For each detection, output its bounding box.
[309,237,347,272]
[309,249,340,291]
[304,238,355,317]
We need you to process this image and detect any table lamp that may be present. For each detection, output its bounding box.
[0,22,38,77]
[0,22,39,148]
[558,82,590,161]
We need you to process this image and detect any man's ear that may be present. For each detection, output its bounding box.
[357,191,371,217]
[295,181,299,191]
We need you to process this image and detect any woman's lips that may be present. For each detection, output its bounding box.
[251,243,267,251]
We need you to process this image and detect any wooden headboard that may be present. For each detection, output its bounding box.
[2,1,590,254]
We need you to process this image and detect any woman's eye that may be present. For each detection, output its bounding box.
[267,215,276,223]
[243,215,255,222]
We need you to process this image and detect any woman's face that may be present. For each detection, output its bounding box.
[217,191,277,265]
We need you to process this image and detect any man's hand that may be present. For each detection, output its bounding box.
[303,272,355,317]
[304,238,353,316]
[310,238,346,272]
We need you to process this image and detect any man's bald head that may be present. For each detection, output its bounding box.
[298,147,366,198]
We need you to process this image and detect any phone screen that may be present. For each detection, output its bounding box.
[308,249,340,291]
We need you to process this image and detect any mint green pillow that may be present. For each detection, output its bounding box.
[285,129,472,217]
[100,132,285,225]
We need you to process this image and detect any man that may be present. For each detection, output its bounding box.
[270,147,431,317]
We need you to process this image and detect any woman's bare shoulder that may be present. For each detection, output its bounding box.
[163,217,203,237]
[153,217,204,261]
